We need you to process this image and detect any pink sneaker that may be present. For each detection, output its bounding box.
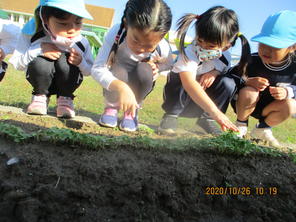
[27,95,47,115]
[57,96,75,118]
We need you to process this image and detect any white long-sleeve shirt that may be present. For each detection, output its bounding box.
[172,41,232,77]
[0,19,21,56]
[91,24,174,90]
[9,31,93,76]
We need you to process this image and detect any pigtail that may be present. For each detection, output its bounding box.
[176,14,199,61]
[236,33,251,78]
[107,16,126,67]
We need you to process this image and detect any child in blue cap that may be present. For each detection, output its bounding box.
[9,0,93,118]
[0,10,20,82]
[232,10,296,147]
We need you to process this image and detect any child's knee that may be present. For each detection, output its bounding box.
[217,76,236,96]
[27,56,54,78]
[110,65,128,82]
[136,62,153,86]
[265,99,296,117]
[285,99,296,116]
[238,86,259,102]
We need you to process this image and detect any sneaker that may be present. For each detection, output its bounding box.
[27,95,48,115]
[196,117,222,136]
[119,111,138,132]
[250,126,280,147]
[98,107,118,128]
[158,114,178,135]
[56,96,75,118]
[235,121,248,138]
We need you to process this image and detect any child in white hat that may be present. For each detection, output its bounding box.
[9,0,93,118]
[233,10,296,147]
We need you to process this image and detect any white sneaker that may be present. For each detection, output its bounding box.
[250,127,280,147]
[235,121,248,138]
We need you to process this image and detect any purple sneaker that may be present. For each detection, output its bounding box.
[99,107,118,128]
[119,111,138,132]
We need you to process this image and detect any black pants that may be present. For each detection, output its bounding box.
[26,53,83,98]
[0,61,8,82]
[162,72,236,118]
[104,62,155,104]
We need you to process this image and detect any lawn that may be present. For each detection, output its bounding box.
[1,60,295,144]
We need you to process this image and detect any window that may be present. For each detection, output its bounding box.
[24,15,30,23]
[13,14,19,22]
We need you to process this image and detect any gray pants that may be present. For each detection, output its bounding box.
[104,62,155,106]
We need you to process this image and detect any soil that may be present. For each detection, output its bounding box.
[0,111,296,222]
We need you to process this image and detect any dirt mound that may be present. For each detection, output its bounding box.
[0,137,295,222]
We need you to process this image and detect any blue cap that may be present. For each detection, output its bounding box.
[251,10,296,49]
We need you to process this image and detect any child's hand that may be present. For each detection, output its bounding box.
[41,43,61,60]
[68,48,82,66]
[246,77,269,91]
[212,111,239,132]
[199,70,219,89]
[269,86,288,100]
[0,48,6,62]
[146,60,159,81]
[118,85,139,117]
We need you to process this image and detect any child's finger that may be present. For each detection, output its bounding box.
[226,122,239,132]
[130,106,136,118]
[70,48,76,53]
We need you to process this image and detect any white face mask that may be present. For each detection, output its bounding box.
[196,45,222,62]
[50,35,73,48]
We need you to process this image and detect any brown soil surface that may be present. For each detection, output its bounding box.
[0,111,296,222]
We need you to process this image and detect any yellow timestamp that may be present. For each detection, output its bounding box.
[204,187,278,196]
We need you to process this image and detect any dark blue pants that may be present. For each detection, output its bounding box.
[26,53,83,99]
[162,72,236,118]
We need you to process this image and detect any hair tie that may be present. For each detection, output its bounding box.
[115,35,120,43]
[196,15,201,20]
[237,32,243,37]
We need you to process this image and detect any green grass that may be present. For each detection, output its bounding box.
[1,122,295,163]
[1,60,296,144]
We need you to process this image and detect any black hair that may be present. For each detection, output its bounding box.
[107,0,172,66]
[177,6,251,77]
[35,6,80,33]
